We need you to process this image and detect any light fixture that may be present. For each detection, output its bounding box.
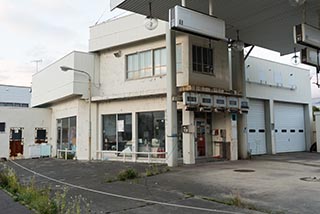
[113,50,121,58]
[291,48,300,65]
[144,2,158,30]
[288,0,306,7]
[231,30,245,52]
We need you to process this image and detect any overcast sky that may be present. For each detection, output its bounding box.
[0,0,319,98]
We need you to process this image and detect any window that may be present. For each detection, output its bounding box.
[0,122,5,132]
[57,116,77,152]
[138,111,165,158]
[192,45,214,74]
[35,128,47,144]
[102,114,132,152]
[126,45,182,79]
[127,50,152,79]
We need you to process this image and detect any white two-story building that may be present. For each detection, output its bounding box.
[30,14,312,165]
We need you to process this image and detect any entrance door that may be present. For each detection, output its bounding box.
[195,120,206,157]
[10,128,23,157]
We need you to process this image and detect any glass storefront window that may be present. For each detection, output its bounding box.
[57,116,77,155]
[102,113,132,152]
[138,111,165,157]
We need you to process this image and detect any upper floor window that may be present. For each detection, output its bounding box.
[126,44,182,80]
[127,50,152,79]
[192,45,214,75]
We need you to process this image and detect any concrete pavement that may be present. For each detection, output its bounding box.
[0,189,32,214]
[1,152,320,213]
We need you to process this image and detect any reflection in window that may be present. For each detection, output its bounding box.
[57,116,77,154]
[138,111,165,158]
[102,114,132,152]
[126,44,182,79]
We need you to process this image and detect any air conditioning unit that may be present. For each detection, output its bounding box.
[239,98,249,113]
[227,97,238,112]
[170,5,226,40]
[294,24,320,49]
[213,95,226,111]
[183,92,199,106]
[301,47,319,67]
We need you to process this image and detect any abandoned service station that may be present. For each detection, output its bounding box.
[1,0,320,167]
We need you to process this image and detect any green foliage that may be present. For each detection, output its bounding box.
[117,168,139,181]
[145,164,170,177]
[0,166,91,214]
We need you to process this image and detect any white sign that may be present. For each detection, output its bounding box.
[117,120,124,132]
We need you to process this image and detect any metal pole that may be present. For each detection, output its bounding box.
[181,0,186,7]
[88,77,92,160]
[166,23,178,167]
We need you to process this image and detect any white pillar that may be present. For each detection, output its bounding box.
[265,99,276,154]
[165,24,178,167]
[182,110,195,164]
[231,49,248,159]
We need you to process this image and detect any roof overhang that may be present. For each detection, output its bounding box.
[111,0,320,55]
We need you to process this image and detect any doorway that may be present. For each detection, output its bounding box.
[10,128,24,157]
[195,119,206,157]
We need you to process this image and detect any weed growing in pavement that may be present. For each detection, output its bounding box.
[145,164,170,177]
[0,165,91,214]
[117,168,139,181]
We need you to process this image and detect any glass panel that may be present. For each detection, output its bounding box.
[69,116,77,152]
[117,114,132,152]
[102,115,116,150]
[138,111,165,158]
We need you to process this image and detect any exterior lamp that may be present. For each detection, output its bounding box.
[231,30,245,52]
[144,2,158,30]
[60,66,92,160]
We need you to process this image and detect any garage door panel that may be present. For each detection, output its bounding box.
[275,102,305,153]
[247,100,266,155]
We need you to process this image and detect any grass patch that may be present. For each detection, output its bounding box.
[117,168,139,181]
[0,165,91,214]
[145,164,170,177]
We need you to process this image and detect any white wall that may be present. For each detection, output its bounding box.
[94,36,188,100]
[89,14,167,52]
[31,51,96,107]
[0,107,52,159]
[246,56,311,104]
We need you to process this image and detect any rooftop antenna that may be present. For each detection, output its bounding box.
[31,59,42,73]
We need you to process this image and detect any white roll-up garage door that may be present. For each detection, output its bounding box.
[274,102,305,153]
[247,99,267,155]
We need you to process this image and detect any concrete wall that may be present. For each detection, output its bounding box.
[0,107,52,159]
[188,36,230,90]
[94,35,189,100]
[31,51,96,107]
[89,14,167,52]
[246,57,311,104]
[0,85,31,106]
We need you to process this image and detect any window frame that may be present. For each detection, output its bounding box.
[192,44,214,75]
[125,44,182,80]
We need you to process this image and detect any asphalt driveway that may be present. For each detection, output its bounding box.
[1,152,320,214]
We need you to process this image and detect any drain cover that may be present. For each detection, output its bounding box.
[233,169,255,173]
[300,177,320,182]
